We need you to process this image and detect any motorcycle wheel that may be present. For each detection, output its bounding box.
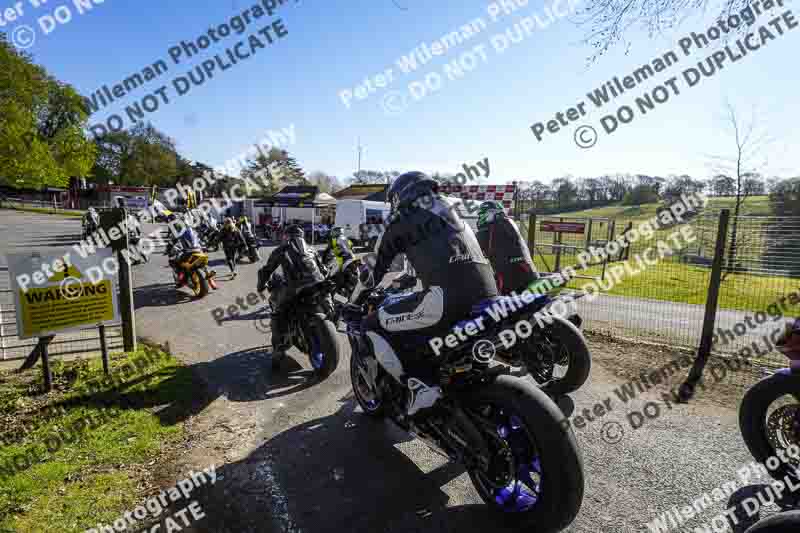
[350,347,385,417]
[190,271,210,298]
[744,511,800,532]
[305,317,340,379]
[466,375,584,531]
[740,372,800,484]
[524,316,591,396]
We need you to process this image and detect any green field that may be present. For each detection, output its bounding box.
[520,196,799,313]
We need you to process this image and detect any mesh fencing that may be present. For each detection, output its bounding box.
[519,210,800,388]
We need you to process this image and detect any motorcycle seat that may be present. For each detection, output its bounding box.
[463,294,550,324]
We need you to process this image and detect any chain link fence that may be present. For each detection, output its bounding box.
[519,209,800,388]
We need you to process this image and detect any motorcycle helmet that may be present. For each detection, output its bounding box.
[776,318,800,358]
[330,227,344,238]
[387,171,438,214]
[477,200,505,229]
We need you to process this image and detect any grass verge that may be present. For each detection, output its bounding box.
[0,206,85,218]
[0,345,198,533]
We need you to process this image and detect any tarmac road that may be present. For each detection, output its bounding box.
[0,209,792,533]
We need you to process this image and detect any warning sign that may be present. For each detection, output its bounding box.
[6,248,120,339]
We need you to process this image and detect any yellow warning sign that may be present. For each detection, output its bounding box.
[6,248,120,339]
[18,280,115,338]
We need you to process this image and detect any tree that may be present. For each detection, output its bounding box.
[622,184,659,205]
[710,174,735,196]
[577,0,747,62]
[552,177,578,210]
[307,171,343,193]
[239,147,308,197]
[0,33,96,188]
[91,122,178,186]
[764,177,800,277]
[662,175,704,203]
[707,103,771,273]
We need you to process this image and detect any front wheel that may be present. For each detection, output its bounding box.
[466,376,584,531]
[305,317,340,379]
[740,372,800,484]
[524,316,591,396]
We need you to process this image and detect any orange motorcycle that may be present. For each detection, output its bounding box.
[165,242,217,298]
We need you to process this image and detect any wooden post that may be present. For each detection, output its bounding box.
[682,209,730,400]
[99,324,109,375]
[40,336,54,392]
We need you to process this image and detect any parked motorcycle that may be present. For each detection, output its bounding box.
[199,225,221,252]
[165,242,217,298]
[739,318,800,485]
[376,271,591,396]
[263,273,340,378]
[341,254,584,528]
[745,511,800,532]
[82,208,99,240]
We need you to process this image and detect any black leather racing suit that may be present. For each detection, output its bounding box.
[477,215,540,295]
[364,194,498,379]
[258,237,326,353]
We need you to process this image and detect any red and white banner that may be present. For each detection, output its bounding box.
[438,183,516,214]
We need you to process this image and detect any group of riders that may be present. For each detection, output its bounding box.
[256,171,544,414]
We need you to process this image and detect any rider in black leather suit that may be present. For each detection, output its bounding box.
[257,225,327,364]
[363,171,498,413]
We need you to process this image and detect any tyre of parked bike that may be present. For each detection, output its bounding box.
[739,371,800,483]
[523,315,592,396]
[745,510,800,532]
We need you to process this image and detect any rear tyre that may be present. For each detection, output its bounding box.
[306,317,340,379]
[529,316,591,396]
[466,376,584,532]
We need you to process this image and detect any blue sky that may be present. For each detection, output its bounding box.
[14,0,800,184]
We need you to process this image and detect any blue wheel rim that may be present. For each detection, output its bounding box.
[309,330,324,370]
[490,412,542,513]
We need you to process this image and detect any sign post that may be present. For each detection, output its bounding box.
[6,247,121,389]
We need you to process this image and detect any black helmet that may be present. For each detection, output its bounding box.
[285,224,304,237]
[388,171,438,212]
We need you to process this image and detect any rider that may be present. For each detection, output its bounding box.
[321,227,355,274]
[476,200,540,295]
[256,225,327,367]
[172,220,203,285]
[220,217,244,278]
[362,171,498,415]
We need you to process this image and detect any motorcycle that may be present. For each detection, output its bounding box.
[739,319,800,487]
[237,224,260,263]
[82,209,100,240]
[165,242,217,298]
[376,272,591,396]
[341,254,584,528]
[263,273,340,378]
[199,224,221,252]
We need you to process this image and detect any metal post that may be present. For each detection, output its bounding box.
[682,209,730,400]
[527,214,537,251]
[99,324,109,375]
